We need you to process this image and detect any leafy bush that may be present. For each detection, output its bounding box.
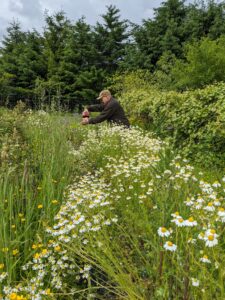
[117,76,225,168]
[171,36,225,90]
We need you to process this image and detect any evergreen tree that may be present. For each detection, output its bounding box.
[0,21,26,85]
[132,0,187,70]
[43,11,71,79]
[0,21,27,104]
[183,0,225,41]
[55,17,103,109]
[17,30,47,89]
[94,5,129,73]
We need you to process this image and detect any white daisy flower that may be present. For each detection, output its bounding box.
[157,227,171,237]
[191,278,200,287]
[198,232,205,240]
[212,181,221,188]
[185,198,194,206]
[185,217,197,227]
[172,217,185,227]
[196,197,204,204]
[205,235,218,247]
[171,211,180,218]
[164,241,177,252]
[204,202,215,212]
[218,207,225,217]
[200,255,211,263]
[205,229,218,238]
[214,200,221,206]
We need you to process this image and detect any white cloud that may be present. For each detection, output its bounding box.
[1,0,219,41]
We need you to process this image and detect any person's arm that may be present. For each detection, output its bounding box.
[88,102,118,124]
[87,104,104,112]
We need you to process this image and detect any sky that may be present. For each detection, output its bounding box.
[0,0,221,41]
[0,0,187,41]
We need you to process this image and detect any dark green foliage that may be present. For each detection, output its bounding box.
[43,11,72,79]
[56,18,104,109]
[171,36,225,90]
[1,1,225,108]
[94,5,129,73]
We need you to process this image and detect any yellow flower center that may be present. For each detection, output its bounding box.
[175,211,179,216]
[188,217,194,222]
[167,241,173,247]
[219,207,224,211]
[178,218,184,223]
[203,255,208,259]
[207,202,213,206]
[210,229,216,234]
[208,235,214,241]
[161,227,167,233]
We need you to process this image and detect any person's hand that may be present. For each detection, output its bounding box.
[81,117,89,125]
[82,108,90,118]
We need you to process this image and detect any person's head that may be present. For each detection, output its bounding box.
[97,89,112,104]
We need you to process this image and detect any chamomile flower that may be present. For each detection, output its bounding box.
[171,211,180,218]
[185,217,197,227]
[191,278,200,287]
[212,181,221,188]
[205,229,218,238]
[218,207,225,217]
[164,241,177,252]
[184,198,194,206]
[198,232,206,240]
[200,255,211,263]
[204,202,215,212]
[205,235,218,247]
[172,217,185,227]
[157,227,171,237]
[213,200,221,206]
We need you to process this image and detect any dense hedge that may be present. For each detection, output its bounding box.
[119,81,225,168]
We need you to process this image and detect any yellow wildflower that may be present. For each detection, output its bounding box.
[9,293,17,300]
[54,245,61,252]
[12,249,19,256]
[41,249,48,256]
[33,253,40,260]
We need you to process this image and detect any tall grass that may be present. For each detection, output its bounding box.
[0,109,224,300]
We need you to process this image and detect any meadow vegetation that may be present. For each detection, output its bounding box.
[0,106,224,299]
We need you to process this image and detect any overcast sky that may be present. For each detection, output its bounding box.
[0,0,221,42]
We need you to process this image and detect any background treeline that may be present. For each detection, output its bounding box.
[1,0,225,110]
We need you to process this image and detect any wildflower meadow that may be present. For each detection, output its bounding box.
[0,106,224,300]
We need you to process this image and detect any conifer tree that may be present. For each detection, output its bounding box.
[43,11,71,79]
[55,17,103,109]
[94,5,129,73]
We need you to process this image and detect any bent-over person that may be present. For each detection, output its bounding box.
[81,90,130,127]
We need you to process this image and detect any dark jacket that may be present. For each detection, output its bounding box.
[87,97,130,127]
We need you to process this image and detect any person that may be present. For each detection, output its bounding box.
[81,89,130,127]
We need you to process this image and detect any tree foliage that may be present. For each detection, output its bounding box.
[1,1,225,108]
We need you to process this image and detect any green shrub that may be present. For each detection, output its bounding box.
[118,78,225,168]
